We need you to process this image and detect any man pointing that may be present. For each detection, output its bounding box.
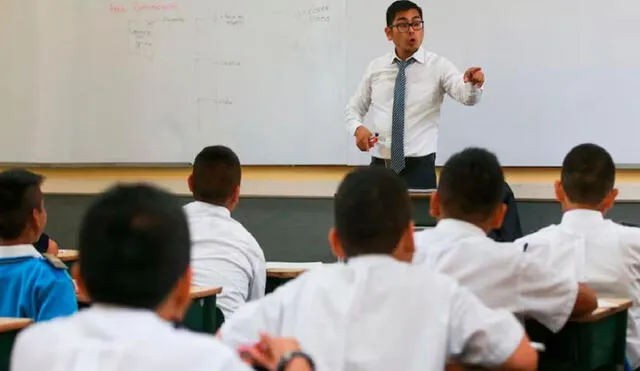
[345,0,484,189]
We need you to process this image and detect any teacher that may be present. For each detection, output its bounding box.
[345,0,484,189]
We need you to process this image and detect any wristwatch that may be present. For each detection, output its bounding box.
[276,351,315,371]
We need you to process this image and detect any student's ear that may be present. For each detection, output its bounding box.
[187,174,195,193]
[490,203,507,230]
[394,221,416,263]
[229,185,241,210]
[172,266,193,322]
[600,188,618,214]
[429,191,442,219]
[328,227,346,260]
[554,180,567,204]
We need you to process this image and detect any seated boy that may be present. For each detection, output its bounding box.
[218,167,538,371]
[0,169,76,321]
[184,146,266,319]
[11,184,314,371]
[33,233,59,255]
[516,143,640,370]
[414,147,597,333]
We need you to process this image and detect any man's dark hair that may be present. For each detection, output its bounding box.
[438,148,505,223]
[334,167,411,257]
[386,0,423,26]
[0,169,44,240]
[191,146,241,206]
[79,184,190,309]
[561,143,615,205]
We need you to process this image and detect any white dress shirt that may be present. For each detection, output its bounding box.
[219,255,524,371]
[184,201,266,319]
[515,209,640,368]
[345,46,482,159]
[414,219,578,332]
[10,305,252,371]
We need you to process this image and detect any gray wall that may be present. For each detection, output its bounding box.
[44,195,640,262]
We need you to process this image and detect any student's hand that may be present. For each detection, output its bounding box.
[243,333,312,371]
[354,126,374,152]
[47,239,60,255]
[463,67,484,87]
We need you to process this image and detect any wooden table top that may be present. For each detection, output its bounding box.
[571,298,633,323]
[0,318,32,333]
[266,262,322,279]
[76,284,222,303]
[408,189,436,199]
[57,249,79,262]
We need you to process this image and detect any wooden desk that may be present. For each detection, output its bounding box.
[76,286,224,334]
[266,262,321,294]
[526,298,632,371]
[0,318,32,371]
[57,249,79,270]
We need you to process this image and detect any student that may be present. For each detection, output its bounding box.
[413,147,598,333]
[0,169,76,321]
[184,145,266,319]
[33,233,59,255]
[515,143,640,370]
[218,167,538,371]
[11,184,314,371]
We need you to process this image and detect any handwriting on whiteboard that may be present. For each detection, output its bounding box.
[295,4,330,23]
[110,2,178,14]
[129,21,153,58]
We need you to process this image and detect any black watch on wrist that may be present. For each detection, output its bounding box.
[276,351,315,371]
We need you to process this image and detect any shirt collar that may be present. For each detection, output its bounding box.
[0,244,41,259]
[561,209,604,228]
[434,218,487,237]
[346,254,399,266]
[184,201,231,218]
[79,305,175,339]
[389,46,425,65]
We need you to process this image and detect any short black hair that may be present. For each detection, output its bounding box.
[0,169,44,240]
[191,146,241,206]
[334,167,412,257]
[79,184,190,309]
[386,0,423,26]
[438,148,505,223]
[561,143,615,205]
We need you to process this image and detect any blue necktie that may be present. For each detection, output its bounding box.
[391,58,415,173]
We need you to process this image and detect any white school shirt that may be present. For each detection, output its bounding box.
[184,201,266,319]
[345,46,482,159]
[414,219,578,333]
[10,305,252,371]
[515,209,640,368]
[219,255,524,371]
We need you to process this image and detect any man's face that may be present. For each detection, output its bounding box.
[385,9,424,57]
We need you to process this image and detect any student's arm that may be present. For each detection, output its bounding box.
[248,238,266,300]
[439,57,482,106]
[219,277,302,348]
[570,283,598,318]
[344,63,373,135]
[448,284,537,370]
[36,272,78,321]
[518,256,595,332]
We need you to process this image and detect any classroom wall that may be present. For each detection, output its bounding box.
[33,166,640,262]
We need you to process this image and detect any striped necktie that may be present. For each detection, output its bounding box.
[390,57,415,173]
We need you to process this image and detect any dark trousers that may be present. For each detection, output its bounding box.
[370,153,437,189]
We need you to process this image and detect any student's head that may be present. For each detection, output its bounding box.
[188,145,241,210]
[556,143,617,213]
[77,184,192,322]
[431,148,506,232]
[0,169,46,245]
[385,1,424,60]
[329,167,414,263]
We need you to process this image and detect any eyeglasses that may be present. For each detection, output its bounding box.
[391,20,424,33]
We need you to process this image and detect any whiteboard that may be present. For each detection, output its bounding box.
[2,0,640,166]
[0,0,347,164]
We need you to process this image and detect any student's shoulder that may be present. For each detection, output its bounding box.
[515,224,561,246]
[173,329,247,364]
[609,221,640,246]
[14,314,73,346]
